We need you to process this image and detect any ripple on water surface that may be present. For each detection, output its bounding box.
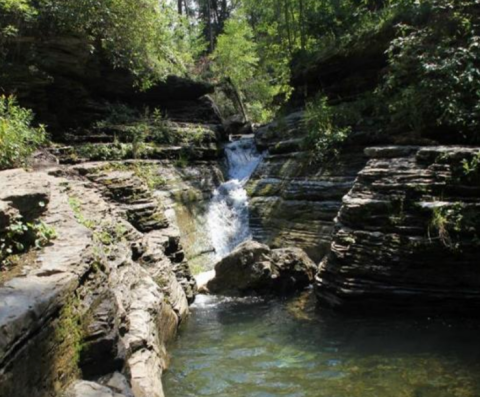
[163,294,480,397]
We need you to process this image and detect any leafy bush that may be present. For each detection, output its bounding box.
[0,95,46,170]
[95,103,140,128]
[303,95,351,163]
[95,104,211,148]
[378,0,480,141]
[462,152,480,179]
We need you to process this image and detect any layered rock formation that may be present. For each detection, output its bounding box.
[0,162,196,397]
[206,240,316,295]
[72,159,224,276]
[247,112,368,262]
[316,146,480,312]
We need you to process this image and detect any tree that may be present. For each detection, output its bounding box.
[0,0,202,87]
[211,17,291,122]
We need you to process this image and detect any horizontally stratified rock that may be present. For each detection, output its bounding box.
[316,146,480,313]
[0,163,196,397]
[207,241,316,295]
[247,112,368,262]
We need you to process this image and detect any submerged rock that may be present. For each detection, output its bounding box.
[206,241,316,295]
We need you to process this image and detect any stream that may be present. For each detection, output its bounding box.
[164,138,480,397]
[164,294,480,397]
[207,137,263,259]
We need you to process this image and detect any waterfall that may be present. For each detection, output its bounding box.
[207,138,263,260]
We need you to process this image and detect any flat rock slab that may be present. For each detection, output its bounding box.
[0,169,91,366]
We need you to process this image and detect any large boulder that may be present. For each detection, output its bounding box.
[271,247,317,293]
[206,241,316,295]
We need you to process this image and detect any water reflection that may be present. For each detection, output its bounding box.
[164,293,480,397]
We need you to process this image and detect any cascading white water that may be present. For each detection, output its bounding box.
[207,138,263,260]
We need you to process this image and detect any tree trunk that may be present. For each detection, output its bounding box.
[283,0,293,54]
[207,0,214,52]
[183,0,190,18]
[299,0,306,50]
[226,77,248,122]
[178,0,183,14]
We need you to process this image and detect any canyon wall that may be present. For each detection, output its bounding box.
[247,112,368,262]
[316,146,480,312]
[0,160,200,397]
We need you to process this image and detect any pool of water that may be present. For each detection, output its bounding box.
[163,293,480,397]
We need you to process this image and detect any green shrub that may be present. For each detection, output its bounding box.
[74,143,136,162]
[0,95,46,170]
[378,0,480,141]
[95,104,211,148]
[303,95,351,163]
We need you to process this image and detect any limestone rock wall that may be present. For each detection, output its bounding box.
[155,162,224,273]
[0,162,197,397]
[316,146,480,312]
[247,112,367,262]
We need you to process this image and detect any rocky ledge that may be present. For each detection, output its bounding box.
[205,240,316,296]
[247,112,368,262]
[0,164,196,397]
[316,146,480,313]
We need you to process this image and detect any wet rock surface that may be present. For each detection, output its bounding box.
[207,240,316,295]
[316,146,480,312]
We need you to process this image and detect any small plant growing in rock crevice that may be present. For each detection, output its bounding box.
[428,203,479,250]
[68,195,129,256]
[429,207,454,249]
[462,152,480,179]
[389,195,407,226]
[174,151,190,169]
[0,215,57,270]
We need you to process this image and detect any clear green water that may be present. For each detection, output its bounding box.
[163,293,480,397]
